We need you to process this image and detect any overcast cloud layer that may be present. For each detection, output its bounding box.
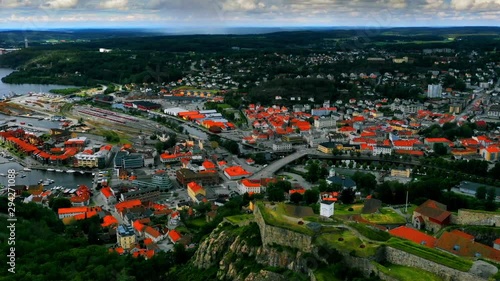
[0,0,498,29]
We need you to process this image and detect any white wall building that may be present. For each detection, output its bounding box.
[272,142,293,152]
[314,117,337,129]
[427,84,443,98]
[320,201,335,217]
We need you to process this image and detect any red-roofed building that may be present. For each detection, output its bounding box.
[202,160,216,171]
[238,179,262,194]
[100,186,115,203]
[168,229,182,244]
[58,206,102,219]
[494,238,500,250]
[101,215,119,228]
[392,139,420,150]
[115,199,142,213]
[480,146,500,161]
[424,138,452,147]
[70,185,91,206]
[133,220,146,235]
[436,231,500,261]
[389,226,437,248]
[412,199,451,233]
[144,226,164,243]
[223,166,252,180]
[187,182,206,203]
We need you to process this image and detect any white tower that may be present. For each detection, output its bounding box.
[24,38,28,48]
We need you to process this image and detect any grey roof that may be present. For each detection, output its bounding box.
[327,176,356,188]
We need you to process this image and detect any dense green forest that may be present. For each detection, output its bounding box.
[0,27,498,87]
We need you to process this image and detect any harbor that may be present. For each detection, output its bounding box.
[0,156,93,190]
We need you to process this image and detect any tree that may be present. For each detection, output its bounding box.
[267,183,285,202]
[433,143,448,156]
[304,189,319,204]
[306,161,320,183]
[340,188,356,204]
[49,197,71,213]
[475,186,487,200]
[487,187,497,202]
[290,192,303,204]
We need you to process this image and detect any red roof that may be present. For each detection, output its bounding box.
[202,160,216,170]
[101,215,118,227]
[224,166,252,177]
[115,199,142,212]
[168,230,182,243]
[101,187,113,198]
[450,230,474,241]
[486,146,500,153]
[389,226,437,248]
[187,182,204,194]
[425,138,451,143]
[144,226,162,238]
[240,179,261,187]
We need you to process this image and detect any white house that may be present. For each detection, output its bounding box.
[320,201,335,217]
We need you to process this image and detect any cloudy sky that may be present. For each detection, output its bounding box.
[0,0,498,30]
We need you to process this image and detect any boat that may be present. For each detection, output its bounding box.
[47,168,54,172]
[66,170,75,173]
[27,123,33,127]
[79,171,85,174]
[23,167,31,171]
[20,122,25,125]
[0,173,6,177]
[55,169,63,172]
[19,174,26,178]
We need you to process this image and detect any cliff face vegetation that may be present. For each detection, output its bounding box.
[191,222,311,281]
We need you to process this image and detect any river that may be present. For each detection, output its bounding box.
[0,68,75,96]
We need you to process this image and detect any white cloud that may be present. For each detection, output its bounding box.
[222,0,266,11]
[0,0,31,8]
[43,0,78,9]
[99,0,128,10]
[451,0,500,10]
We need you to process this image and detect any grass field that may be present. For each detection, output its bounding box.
[334,204,363,215]
[256,202,315,236]
[186,217,208,229]
[373,262,443,281]
[316,229,380,257]
[386,237,473,272]
[225,214,254,224]
[361,208,406,224]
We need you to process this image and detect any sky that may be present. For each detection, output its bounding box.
[0,0,499,30]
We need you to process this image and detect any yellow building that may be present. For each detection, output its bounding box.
[117,224,136,250]
[187,182,206,203]
[390,167,412,178]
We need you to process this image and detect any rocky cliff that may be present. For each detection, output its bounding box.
[192,222,310,281]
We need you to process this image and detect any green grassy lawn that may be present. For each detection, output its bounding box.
[316,229,380,257]
[334,204,363,215]
[225,214,254,224]
[402,204,417,215]
[373,262,443,281]
[361,208,406,224]
[386,237,473,272]
[256,202,314,236]
[186,217,208,229]
[348,223,391,242]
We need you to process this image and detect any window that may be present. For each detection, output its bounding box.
[453,245,460,251]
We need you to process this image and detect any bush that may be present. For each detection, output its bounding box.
[348,208,354,212]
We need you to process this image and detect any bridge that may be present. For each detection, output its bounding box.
[250,148,422,179]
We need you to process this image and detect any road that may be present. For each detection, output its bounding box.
[250,148,315,179]
[249,149,426,179]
